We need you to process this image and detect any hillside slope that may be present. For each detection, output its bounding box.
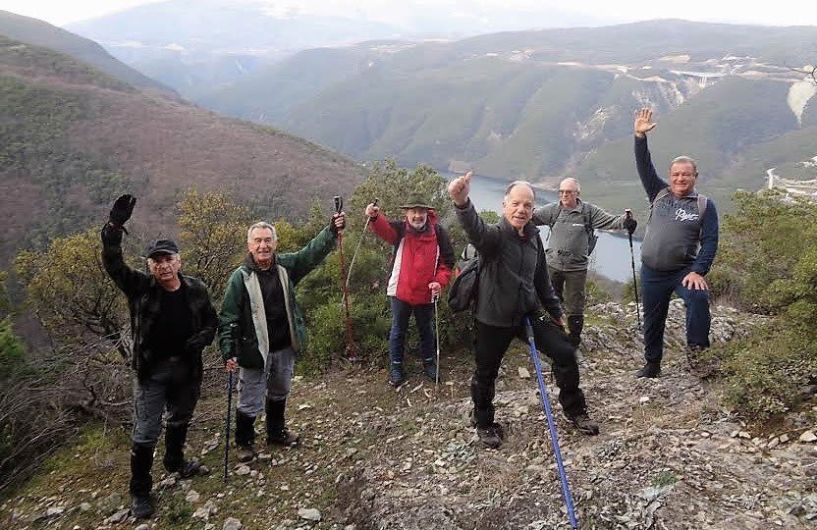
[2,300,816,529]
[0,36,363,265]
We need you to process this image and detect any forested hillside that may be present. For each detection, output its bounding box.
[0,36,363,265]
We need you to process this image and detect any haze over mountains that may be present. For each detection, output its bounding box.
[63,0,612,99]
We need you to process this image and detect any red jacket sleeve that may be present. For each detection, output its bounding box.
[369,214,399,245]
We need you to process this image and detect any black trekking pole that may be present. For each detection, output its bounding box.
[223,325,238,483]
[334,196,359,361]
[345,198,378,291]
[524,316,578,529]
[625,209,642,330]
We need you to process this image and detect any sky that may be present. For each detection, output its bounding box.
[2,0,817,28]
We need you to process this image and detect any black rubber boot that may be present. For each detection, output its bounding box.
[129,443,155,520]
[234,411,257,462]
[636,361,661,378]
[266,398,299,447]
[567,315,584,347]
[163,424,206,478]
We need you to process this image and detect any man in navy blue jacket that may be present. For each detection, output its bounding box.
[633,108,719,378]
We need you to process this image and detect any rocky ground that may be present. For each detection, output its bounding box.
[2,300,816,530]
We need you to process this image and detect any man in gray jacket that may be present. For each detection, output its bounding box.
[533,178,637,346]
[448,172,599,449]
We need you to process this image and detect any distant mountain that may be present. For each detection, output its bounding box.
[64,0,405,98]
[63,0,615,99]
[197,19,817,211]
[0,10,172,94]
[0,35,363,265]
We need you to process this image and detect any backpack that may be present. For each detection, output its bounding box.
[552,202,598,255]
[448,237,546,313]
[448,253,480,312]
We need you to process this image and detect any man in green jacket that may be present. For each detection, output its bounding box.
[219,212,345,462]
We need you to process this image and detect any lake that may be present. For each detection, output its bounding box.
[456,173,642,283]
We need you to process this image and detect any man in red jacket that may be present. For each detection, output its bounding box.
[365,195,455,386]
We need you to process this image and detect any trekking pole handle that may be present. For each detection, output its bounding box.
[334,195,343,214]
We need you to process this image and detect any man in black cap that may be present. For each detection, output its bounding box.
[101,195,218,520]
[365,194,455,386]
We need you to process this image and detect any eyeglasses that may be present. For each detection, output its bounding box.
[558,190,577,195]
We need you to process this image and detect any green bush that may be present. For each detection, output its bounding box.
[705,190,817,420]
[711,324,816,421]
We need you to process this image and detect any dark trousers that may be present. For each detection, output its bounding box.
[547,266,587,317]
[130,357,200,495]
[389,297,435,365]
[132,357,200,446]
[641,264,711,363]
[471,316,586,427]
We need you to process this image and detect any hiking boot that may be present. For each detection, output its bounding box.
[475,423,504,449]
[636,361,661,378]
[236,444,257,463]
[176,459,209,478]
[130,495,154,520]
[388,365,406,387]
[686,344,705,366]
[267,429,300,447]
[567,412,600,436]
[422,358,439,383]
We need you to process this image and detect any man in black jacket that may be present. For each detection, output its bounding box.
[448,173,599,448]
[101,195,218,520]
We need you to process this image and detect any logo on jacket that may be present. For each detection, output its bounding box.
[674,208,699,222]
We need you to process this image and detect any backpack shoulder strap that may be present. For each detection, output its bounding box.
[648,187,672,223]
[697,194,708,220]
[581,202,593,234]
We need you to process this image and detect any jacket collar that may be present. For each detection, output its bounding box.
[243,253,277,272]
[499,216,539,242]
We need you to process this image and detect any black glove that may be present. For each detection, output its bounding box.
[623,217,637,235]
[100,223,123,246]
[330,212,346,235]
[108,194,136,230]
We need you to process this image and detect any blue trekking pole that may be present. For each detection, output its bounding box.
[524,316,579,529]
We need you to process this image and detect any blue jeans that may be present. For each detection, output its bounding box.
[641,264,711,363]
[389,297,435,366]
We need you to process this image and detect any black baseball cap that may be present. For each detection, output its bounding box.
[145,239,180,258]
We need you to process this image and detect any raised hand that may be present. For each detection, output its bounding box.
[109,194,136,228]
[634,108,657,138]
[365,203,380,218]
[448,171,472,206]
[330,212,346,234]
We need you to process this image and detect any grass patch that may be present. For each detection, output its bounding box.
[652,469,678,487]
